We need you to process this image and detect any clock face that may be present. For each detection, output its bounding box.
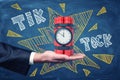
[55,28,72,45]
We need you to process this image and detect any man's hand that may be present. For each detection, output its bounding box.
[33,51,85,63]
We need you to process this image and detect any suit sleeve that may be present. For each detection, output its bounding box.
[0,42,31,75]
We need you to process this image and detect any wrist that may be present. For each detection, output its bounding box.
[33,53,43,63]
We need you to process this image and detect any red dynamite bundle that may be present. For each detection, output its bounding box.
[54,16,74,56]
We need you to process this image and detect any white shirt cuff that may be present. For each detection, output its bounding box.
[29,52,36,65]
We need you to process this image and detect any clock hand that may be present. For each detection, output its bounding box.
[62,31,64,37]
[59,33,64,37]
[63,31,64,37]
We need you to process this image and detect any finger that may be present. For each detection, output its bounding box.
[67,53,85,60]
[48,59,65,63]
[53,54,69,60]
[72,53,85,57]
[52,54,85,62]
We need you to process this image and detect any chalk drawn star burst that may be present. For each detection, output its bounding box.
[39,7,100,75]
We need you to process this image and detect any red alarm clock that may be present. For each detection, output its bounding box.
[54,16,74,56]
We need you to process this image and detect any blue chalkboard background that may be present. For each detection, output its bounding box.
[0,0,120,80]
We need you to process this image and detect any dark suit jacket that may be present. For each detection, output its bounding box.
[0,42,31,75]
